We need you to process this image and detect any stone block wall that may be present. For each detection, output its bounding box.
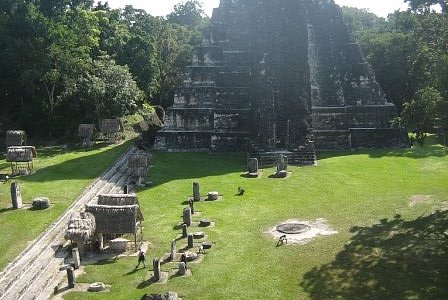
[312,107,348,131]
[155,132,212,151]
[156,0,407,158]
[350,128,408,148]
[346,105,397,128]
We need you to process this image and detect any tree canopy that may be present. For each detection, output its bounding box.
[0,0,204,140]
[343,4,448,145]
[0,0,446,146]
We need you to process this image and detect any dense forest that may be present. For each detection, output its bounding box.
[0,0,447,145]
[342,0,448,144]
[0,0,206,140]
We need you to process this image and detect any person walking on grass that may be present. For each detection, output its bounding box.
[136,248,146,268]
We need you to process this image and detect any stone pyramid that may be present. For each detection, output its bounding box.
[156,0,407,164]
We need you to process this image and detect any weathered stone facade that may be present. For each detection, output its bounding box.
[155,0,407,162]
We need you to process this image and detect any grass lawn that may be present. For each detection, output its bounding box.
[0,142,130,270]
[61,140,448,300]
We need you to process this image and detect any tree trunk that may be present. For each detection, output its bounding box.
[44,82,56,139]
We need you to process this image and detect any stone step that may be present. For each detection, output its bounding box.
[250,150,316,167]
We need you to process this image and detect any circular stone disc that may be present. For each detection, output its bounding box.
[276,223,311,234]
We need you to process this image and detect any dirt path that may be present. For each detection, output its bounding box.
[0,145,138,300]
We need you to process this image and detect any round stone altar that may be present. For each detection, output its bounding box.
[207,191,219,200]
[202,242,213,250]
[193,232,205,239]
[88,282,106,292]
[199,219,211,227]
[267,219,338,245]
[32,197,50,209]
[276,222,311,235]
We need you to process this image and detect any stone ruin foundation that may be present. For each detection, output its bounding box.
[155,0,408,165]
[141,292,180,300]
[267,219,337,245]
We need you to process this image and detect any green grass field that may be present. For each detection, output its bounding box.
[62,141,447,300]
[1,140,447,300]
[0,142,130,270]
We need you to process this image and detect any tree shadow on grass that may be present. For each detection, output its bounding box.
[14,142,129,182]
[0,207,15,214]
[301,211,448,300]
[92,258,118,266]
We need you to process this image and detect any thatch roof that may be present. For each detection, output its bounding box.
[66,212,96,242]
[5,130,27,147]
[79,124,95,138]
[85,204,142,234]
[100,118,123,134]
[97,194,139,206]
[128,153,150,168]
[6,146,37,162]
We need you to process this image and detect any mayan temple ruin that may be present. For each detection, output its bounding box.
[155,0,407,164]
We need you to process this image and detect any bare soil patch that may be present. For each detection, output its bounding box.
[409,195,432,206]
[267,218,337,245]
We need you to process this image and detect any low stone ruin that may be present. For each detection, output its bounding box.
[32,197,51,209]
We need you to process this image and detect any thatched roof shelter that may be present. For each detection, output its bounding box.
[6,146,37,162]
[66,212,96,242]
[98,194,140,206]
[5,130,27,147]
[128,153,150,169]
[100,118,124,134]
[86,194,143,235]
[78,124,95,138]
[85,204,142,234]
